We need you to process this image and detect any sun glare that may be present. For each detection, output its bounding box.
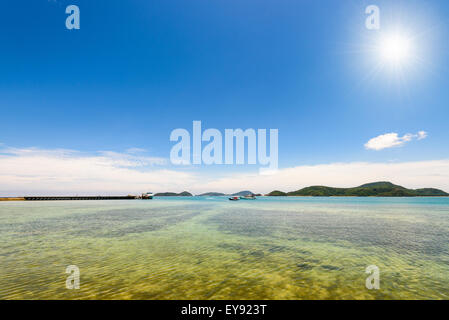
[379,32,413,67]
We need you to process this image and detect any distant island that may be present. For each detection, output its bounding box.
[266,182,449,197]
[197,192,227,196]
[154,191,193,197]
[142,183,448,198]
[231,191,256,197]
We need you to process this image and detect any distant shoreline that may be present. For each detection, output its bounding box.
[1,181,448,201]
[1,195,449,202]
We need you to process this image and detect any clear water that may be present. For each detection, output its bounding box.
[1,197,448,299]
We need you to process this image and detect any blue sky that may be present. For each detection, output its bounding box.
[1,0,449,194]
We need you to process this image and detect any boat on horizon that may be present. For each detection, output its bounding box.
[140,192,154,199]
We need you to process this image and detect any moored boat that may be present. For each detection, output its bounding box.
[141,192,154,199]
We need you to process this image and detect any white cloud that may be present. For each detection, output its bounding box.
[365,131,428,151]
[196,160,449,194]
[1,145,448,196]
[0,147,192,196]
[417,131,428,140]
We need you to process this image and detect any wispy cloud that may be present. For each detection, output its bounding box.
[0,146,188,196]
[0,147,166,168]
[97,151,166,167]
[125,147,148,154]
[417,131,428,140]
[364,131,428,151]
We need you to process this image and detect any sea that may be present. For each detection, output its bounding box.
[1,196,448,299]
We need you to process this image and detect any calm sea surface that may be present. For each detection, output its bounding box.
[1,197,449,299]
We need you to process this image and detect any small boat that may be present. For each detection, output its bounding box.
[240,194,256,200]
[228,196,240,201]
[141,192,154,200]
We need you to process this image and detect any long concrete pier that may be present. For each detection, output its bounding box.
[1,196,138,201]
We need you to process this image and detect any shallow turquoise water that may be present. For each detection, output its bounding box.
[1,197,448,299]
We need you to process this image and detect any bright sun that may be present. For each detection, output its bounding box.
[379,33,413,67]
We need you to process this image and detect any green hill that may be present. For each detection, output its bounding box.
[267,182,448,197]
[415,188,449,196]
[154,191,193,196]
[358,181,400,188]
[266,190,287,196]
